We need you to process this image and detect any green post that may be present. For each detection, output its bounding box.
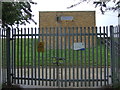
[118,25,120,87]
[6,27,11,86]
[110,25,114,86]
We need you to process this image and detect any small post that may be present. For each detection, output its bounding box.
[6,27,11,86]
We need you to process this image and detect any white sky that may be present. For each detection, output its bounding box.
[23,0,118,27]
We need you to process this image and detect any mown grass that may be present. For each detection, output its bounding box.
[11,38,111,67]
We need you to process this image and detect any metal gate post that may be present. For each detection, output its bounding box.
[110,25,114,86]
[6,27,11,86]
[118,25,120,87]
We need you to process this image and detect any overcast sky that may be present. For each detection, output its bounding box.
[22,0,119,27]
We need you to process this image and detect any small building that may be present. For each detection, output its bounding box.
[39,11,96,27]
[39,11,96,48]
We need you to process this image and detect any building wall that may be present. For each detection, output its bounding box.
[39,11,96,48]
[39,11,96,27]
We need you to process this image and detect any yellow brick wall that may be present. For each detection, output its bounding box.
[39,11,96,27]
[39,11,96,48]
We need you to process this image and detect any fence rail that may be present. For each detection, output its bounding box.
[0,26,119,88]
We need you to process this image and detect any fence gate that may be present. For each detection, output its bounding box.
[1,26,112,88]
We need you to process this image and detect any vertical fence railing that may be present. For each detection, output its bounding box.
[2,26,114,87]
[6,28,11,85]
[2,28,7,85]
[84,27,87,87]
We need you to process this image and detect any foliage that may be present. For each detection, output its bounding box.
[93,0,120,15]
[67,0,120,17]
[2,1,37,28]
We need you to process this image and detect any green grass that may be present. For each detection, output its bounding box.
[11,38,111,67]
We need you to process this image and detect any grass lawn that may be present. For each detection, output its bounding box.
[11,38,111,67]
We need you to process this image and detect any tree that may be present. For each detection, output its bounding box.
[67,0,120,17]
[2,1,37,28]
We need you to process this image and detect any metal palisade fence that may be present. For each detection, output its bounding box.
[110,25,120,88]
[0,26,120,88]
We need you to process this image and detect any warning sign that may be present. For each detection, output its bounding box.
[38,42,44,52]
[73,42,85,50]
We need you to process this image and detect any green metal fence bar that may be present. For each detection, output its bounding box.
[115,27,118,84]
[80,27,83,87]
[72,27,75,87]
[13,33,106,37]
[45,28,48,86]
[34,28,37,85]
[17,28,19,84]
[5,29,7,84]
[106,26,109,85]
[13,77,107,81]
[6,28,11,85]
[117,26,119,83]
[38,28,40,85]
[27,28,30,85]
[117,26,120,84]
[88,27,90,86]
[103,27,106,86]
[75,27,79,87]
[92,27,95,86]
[116,26,119,85]
[96,27,98,86]
[2,29,6,84]
[11,28,14,84]
[116,46,119,85]
[64,27,67,87]
[60,27,63,87]
[110,25,114,86]
[99,27,102,86]
[24,28,26,84]
[115,26,119,85]
[31,28,34,85]
[68,27,71,86]
[13,28,16,84]
[113,26,117,86]
[52,27,56,86]
[84,27,87,87]
[20,28,23,84]
[41,27,44,86]
[49,27,52,86]
[56,27,59,87]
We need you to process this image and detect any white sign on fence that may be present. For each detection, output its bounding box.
[73,42,85,50]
